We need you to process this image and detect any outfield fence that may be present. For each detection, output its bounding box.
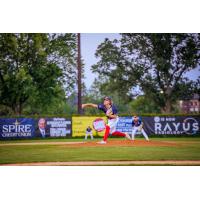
[0,115,199,139]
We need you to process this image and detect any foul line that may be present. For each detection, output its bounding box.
[1,160,200,166]
[0,142,86,146]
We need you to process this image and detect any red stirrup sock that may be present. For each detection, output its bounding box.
[112,131,126,137]
[103,125,110,141]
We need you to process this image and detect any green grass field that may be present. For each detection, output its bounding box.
[1,137,200,165]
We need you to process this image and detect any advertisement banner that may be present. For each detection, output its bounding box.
[143,116,200,135]
[0,118,35,139]
[35,118,71,138]
[1,116,199,139]
[115,116,200,136]
[72,116,107,137]
[116,117,133,134]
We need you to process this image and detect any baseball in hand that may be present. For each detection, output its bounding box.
[106,108,113,116]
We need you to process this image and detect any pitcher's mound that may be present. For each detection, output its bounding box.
[62,140,177,147]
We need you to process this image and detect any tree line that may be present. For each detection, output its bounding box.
[0,33,199,115]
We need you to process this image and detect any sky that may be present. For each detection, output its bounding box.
[81,33,121,88]
[81,33,200,89]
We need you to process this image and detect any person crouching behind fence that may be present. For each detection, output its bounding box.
[85,126,94,140]
[131,115,149,141]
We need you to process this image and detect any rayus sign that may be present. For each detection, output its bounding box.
[153,116,199,135]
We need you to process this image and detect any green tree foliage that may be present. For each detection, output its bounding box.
[92,34,200,113]
[0,33,77,115]
[130,95,161,114]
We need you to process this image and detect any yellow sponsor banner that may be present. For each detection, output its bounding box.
[72,116,107,137]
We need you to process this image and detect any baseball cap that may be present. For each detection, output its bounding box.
[103,96,112,101]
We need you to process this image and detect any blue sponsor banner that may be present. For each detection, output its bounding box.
[116,117,133,134]
[143,116,200,135]
[0,118,35,139]
[116,116,200,135]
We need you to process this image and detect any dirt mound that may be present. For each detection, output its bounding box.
[62,140,177,147]
[0,140,178,147]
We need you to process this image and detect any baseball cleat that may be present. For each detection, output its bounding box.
[125,133,131,140]
[97,140,107,144]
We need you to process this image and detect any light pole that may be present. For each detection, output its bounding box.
[77,33,82,114]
